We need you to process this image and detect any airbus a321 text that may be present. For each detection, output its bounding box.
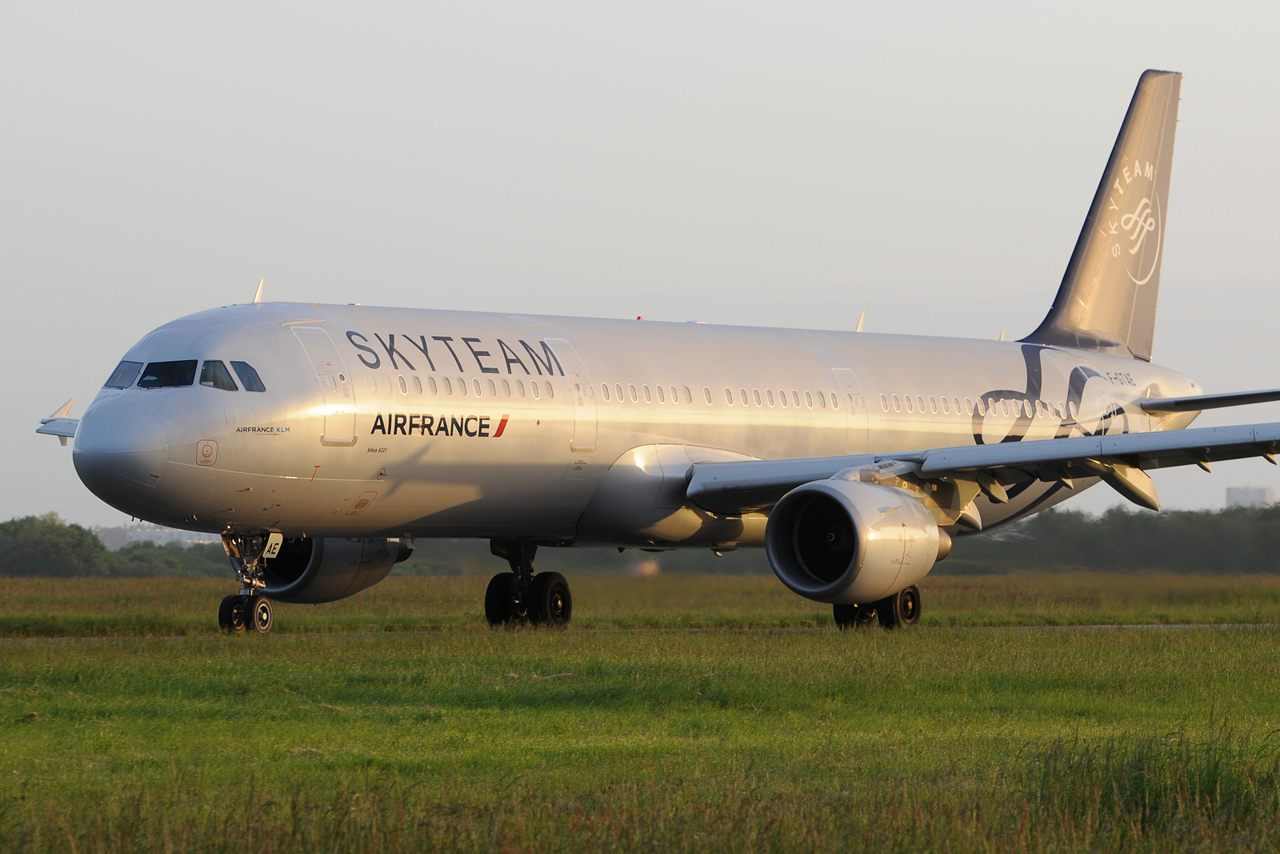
[39,71,1280,633]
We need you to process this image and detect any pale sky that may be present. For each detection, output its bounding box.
[4,1,1280,529]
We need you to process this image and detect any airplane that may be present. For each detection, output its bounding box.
[38,70,1280,634]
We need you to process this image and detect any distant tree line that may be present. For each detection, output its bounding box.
[3,506,1278,578]
[945,505,1280,575]
[0,515,229,578]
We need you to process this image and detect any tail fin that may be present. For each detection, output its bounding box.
[1023,70,1181,362]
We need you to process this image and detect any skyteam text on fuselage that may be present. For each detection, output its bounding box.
[39,71,1280,633]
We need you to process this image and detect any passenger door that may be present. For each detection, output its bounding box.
[292,326,357,446]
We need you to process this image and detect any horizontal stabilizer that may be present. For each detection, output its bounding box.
[1140,388,1280,413]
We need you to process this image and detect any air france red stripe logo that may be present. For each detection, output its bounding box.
[370,413,509,438]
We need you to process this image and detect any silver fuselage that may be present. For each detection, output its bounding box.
[72,302,1200,547]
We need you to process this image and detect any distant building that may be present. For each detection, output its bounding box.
[93,522,220,551]
[1226,487,1275,509]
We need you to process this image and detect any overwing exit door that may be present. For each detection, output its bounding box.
[832,368,868,454]
[547,338,598,453]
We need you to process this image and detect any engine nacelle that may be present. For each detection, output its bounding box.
[765,480,939,604]
[260,537,412,604]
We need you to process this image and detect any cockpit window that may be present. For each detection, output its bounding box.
[231,361,266,392]
[104,361,143,389]
[199,360,239,391]
[137,360,198,389]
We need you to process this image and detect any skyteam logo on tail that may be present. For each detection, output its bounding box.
[1106,158,1162,286]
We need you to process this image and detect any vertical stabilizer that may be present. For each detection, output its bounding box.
[1023,70,1181,361]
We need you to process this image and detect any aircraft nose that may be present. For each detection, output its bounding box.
[73,397,169,513]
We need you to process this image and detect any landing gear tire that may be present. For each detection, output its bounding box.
[485,573,516,626]
[530,572,572,627]
[218,595,248,632]
[833,603,879,629]
[876,585,922,630]
[250,596,274,634]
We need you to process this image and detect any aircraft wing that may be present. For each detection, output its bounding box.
[36,399,79,446]
[686,421,1280,517]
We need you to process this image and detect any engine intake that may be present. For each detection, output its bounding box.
[765,480,939,604]
[261,537,412,604]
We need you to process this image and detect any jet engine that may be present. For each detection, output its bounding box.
[765,479,942,604]
[259,537,413,604]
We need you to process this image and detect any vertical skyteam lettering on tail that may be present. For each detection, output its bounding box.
[1024,70,1180,361]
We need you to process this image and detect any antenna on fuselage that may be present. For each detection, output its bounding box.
[253,278,265,305]
[855,312,865,333]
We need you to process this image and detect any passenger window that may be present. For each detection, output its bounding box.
[739,388,748,406]
[428,377,438,394]
[656,385,665,403]
[474,379,483,397]
[503,380,511,397]
[139,360,198,389]
[941,397,949,414]
[199,361,238,391]
[459,378,468,396]
[616,383,624,401]
[725,388,733,405]
[230,362,266,393]
[545,382,553,399]
[531,382,540,400]
[818,391,826,409]
[444,378,453,395]
[642,384,650,403]
[414,376,423,394]
[674,385,682,403]
[602,383,611,401]
[830,392,838,409]
[929,396,937,414]
[792,391,800,408]
[488,379,496,397]
[398,376,407,395]
[517,381,526,398]
[104,360,143,389]
[703,387,712,405]
[954,397,961,414]
[905,396,913,413]
[755,389,763,406]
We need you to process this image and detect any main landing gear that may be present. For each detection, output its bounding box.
[833,585,921,630]
[218,530,278,634]
[485,539,573,627]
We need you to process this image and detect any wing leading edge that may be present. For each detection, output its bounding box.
[686,421,1280,518]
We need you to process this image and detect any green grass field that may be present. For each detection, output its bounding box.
[2,574,1279,852]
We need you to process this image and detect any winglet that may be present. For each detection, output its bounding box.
[37,398,79,447]
[253,278,265,305]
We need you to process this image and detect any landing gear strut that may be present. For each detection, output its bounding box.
[486,539,573,627]
[834,585,921,630]
[218,530,279,634]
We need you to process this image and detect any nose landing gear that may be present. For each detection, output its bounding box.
[485,539,573,627]
[218,530,280,634]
